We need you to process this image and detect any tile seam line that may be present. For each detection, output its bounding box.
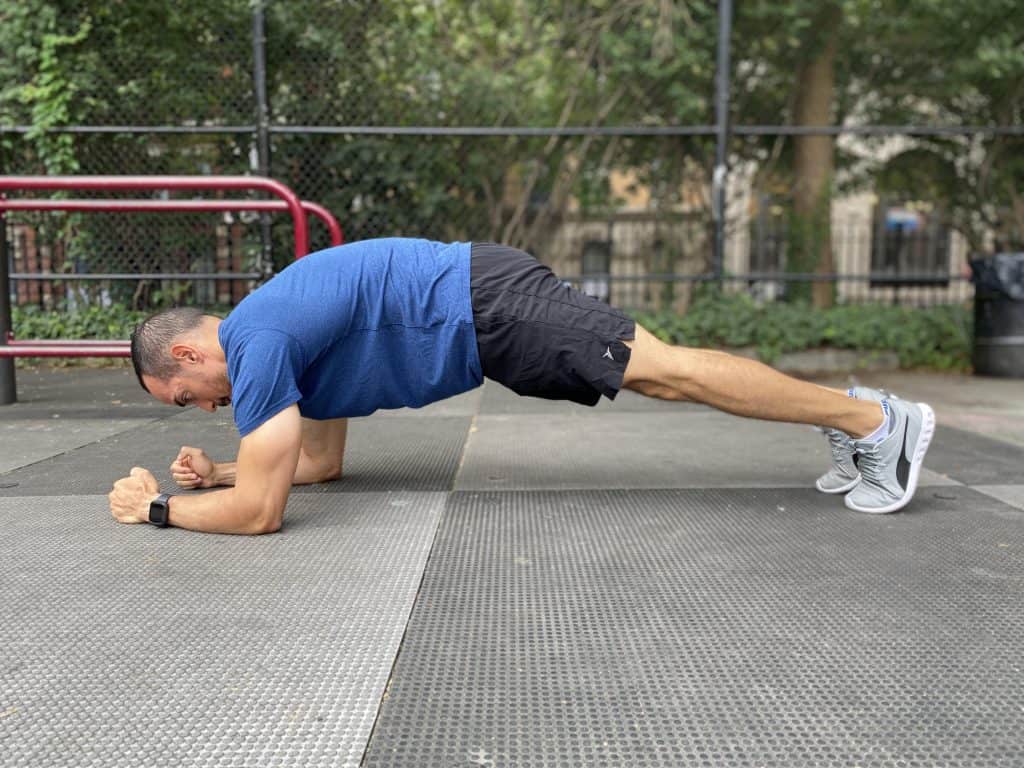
[357,493,448,768]
[359,403,478,765]
[0,413,172,478]
[451,400,479,490]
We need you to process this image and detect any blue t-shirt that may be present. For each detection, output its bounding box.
[218,238,482,436]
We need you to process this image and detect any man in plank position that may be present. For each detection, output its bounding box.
[109,239,935,533]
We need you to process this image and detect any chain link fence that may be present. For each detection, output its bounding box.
[3,0,1018,314]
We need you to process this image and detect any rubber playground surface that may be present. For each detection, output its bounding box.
[2,366,1023,767]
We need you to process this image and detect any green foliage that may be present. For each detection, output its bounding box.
[17,16,91,174]
[11,302,219,367]
[738,0,1024,255]
[2,0,1021,262]
[12,303,148,341]
[833,0,1024,250]
[633,291,972,371]
[261,0,721,247]
[9,303,145,368]
[13,294,972,371]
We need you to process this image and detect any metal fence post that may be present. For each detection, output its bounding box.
[252,1,274,277]
[0,216,16,404]
[712,0,734,283]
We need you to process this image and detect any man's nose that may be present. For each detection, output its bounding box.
[199,401,216,413]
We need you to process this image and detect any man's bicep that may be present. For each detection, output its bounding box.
[227,330,304,438]
[235,404,303,526]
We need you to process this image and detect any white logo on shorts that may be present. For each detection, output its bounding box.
[602,346,614,361]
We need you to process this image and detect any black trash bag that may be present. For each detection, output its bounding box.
[970,252,1024,300]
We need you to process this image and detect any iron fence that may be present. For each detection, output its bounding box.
[3,0,1019,314]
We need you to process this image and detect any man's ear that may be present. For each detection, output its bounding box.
[169,342,202,365]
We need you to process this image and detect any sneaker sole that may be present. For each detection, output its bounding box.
[846,403,936,514]
[815,474,862,494]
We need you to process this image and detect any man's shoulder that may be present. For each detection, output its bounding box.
[218,311,295,361]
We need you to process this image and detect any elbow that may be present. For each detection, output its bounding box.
[248,504,285,535]
[314,456,343,483]
[252,516,283,535]
[258,522,282,535]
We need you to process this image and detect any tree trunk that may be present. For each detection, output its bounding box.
[791,3,841,308]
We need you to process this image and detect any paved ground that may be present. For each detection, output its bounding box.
[1,365,1022,767]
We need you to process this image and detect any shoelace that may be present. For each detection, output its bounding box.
[825,428,854,463]
[854,440,884,486]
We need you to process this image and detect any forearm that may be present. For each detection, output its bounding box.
[210,452,338,487]
[208,461,238,486]
[167,487,278,535]
[118,407,302,536]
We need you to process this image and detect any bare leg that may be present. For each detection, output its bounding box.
[622,325,884,439]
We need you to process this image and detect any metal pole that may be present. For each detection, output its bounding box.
[252,2,274,276]
[711,0,733,282]
[0,216,16,403]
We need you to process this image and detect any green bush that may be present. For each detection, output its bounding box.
[11,294,974,371]
[13,303,149,341]
[632,290,973,371]
[9,303,150,367]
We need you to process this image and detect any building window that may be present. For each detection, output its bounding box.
[581,239,611,302]
[871,200,950,287]
[747,195,788,300]
[749,195,787,274]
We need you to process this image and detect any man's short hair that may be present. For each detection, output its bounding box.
[130,307,206,392]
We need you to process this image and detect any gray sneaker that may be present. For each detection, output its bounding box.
[815,428,861,494]
[845,398,936,514]
[814,386,889,494]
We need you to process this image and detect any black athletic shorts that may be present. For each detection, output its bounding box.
[470,242,636,406]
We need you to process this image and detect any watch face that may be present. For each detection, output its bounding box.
[149,496,170,527]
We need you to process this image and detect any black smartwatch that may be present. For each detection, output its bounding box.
[148,493,173,528]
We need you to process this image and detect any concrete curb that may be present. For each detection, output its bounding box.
[731,347,902,376]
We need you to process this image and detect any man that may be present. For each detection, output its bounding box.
[109,239,935,534]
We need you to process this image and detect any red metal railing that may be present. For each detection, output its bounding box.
[0,176,344,360]
[2,342,134,358]
[0,198,343,254]
[0,176,311,256]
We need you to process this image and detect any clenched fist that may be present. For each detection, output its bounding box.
[170,446,217,489]
[109,467,160,524]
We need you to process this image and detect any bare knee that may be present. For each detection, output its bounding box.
[622,325,693,401]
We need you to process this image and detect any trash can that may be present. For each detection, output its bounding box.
[970,252,1024,377]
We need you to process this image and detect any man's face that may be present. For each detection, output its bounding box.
[142,360,233,413]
